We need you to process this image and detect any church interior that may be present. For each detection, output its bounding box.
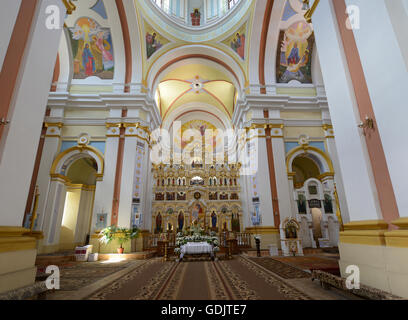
[0,0,407,302]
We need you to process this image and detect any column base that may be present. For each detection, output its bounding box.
[339,219,408,298]
[0,227,37,294]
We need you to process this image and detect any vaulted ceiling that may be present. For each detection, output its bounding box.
[56,0,317,124]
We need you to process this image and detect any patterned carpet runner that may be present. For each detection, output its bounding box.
[88,257,311,300]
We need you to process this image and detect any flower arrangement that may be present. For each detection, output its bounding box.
[174,228,220,253]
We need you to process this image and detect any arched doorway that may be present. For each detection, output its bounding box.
[310,208,323,246]
[286,145,340,249]
[59,157,98,250]
[39,146,104,254]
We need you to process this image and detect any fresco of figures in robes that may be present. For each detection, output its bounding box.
[276,21,314,84]
[69,18,114,79]
[146,32,163,59]
[224,23,247,60]
[231,32,245,60]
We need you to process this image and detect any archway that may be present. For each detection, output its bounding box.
[59,157,98,250]
[40,146,104,253]
[286,145,339,249]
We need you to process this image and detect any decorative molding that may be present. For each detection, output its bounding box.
[0,227,36,253]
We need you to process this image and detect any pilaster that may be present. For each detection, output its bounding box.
[90,122,120,232]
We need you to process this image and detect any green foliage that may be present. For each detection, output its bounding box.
[99,226,140,249]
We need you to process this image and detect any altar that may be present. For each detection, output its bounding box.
[175,224,220,261]
[180,242,214,259]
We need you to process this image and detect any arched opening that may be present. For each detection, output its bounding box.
[310,208,323,247]
[292,156,321,188]
[59,157,98,251]
[286,146,340,249]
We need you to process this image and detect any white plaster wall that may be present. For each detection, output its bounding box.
[312,48,326,96]
[0,0,21,71]
[247,0,266,91]
[123,0,143,91]
[312,0,382,222]
[325,137,350,224]
[0,0,65,226]
[384,0,408,71]
[264,0,286,92]
[347,0,408,217]
[55,29,72,92]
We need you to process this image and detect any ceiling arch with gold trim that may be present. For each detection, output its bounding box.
[134,0,255,91]
[155,60,236,121]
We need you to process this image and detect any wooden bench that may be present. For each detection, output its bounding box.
[311,270,403,300]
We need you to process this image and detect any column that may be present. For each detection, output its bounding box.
[40,175,67,253]
[347,0,408,218]
[117,123,139,228]
[0,0,66,294]
[74,185,95,245]
[243,111,279,248]
[140,133,153,232]
[313,0,395,295]
[90,119,120,233]
[313,0,382,222]
[269,124,296,221]
[35,120,63,232]
[343,0,408,298]
[254,127,274,227]
[322,122,350,224]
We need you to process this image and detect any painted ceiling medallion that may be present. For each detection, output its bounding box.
[191,78,203,93]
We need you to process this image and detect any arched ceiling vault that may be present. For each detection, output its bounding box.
[156,61,236,121]
[57,0,318,122]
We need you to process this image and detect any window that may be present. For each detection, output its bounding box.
[228,0,239,10]
[154,0,170,11]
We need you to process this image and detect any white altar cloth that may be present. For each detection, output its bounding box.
[180,242,213,258]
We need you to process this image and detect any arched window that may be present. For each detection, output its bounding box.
[227,0,239,10]
[154,0,169,10]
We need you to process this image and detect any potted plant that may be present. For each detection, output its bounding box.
[99,226,140,254]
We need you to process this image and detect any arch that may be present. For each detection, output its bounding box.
[164,102,232,131]
[147,46,246,95]
[50,145,105,179]
[286,145,334,175]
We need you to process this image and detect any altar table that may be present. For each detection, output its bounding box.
[180,242,214,259]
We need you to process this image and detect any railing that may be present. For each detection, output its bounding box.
[143,234,159,251]
[219,232,252,249]
[236,233,252,248]
[143,231,251,255]
[143,232,176,251]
